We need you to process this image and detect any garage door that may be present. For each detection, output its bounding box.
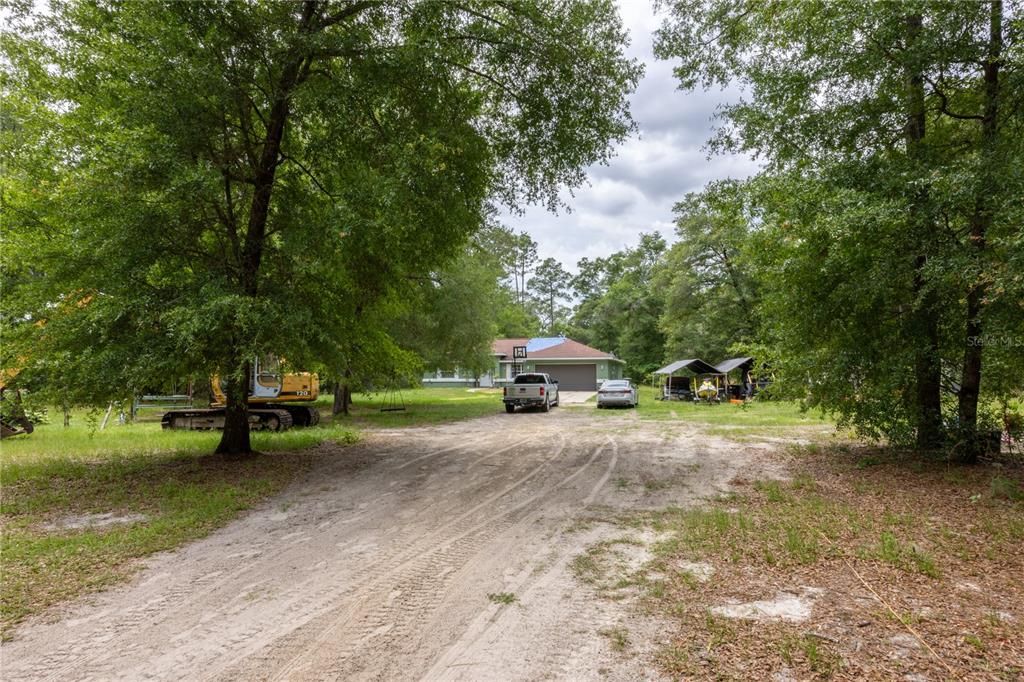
[534,364,597,391]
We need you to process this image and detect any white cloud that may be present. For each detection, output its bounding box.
[500,0,760,272]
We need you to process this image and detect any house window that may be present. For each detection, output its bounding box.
[439,369,456,379]
[511,363,523,378]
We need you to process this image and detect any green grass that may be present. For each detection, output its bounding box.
[487,592,517,605]
[1,416,351,484]
[778,634,843,677]
[599,386,832,431]
[322,387,506,428]
[641,471,955,575]
[0,412,358,638]
[599,626,631,652]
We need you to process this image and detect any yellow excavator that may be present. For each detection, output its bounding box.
[161,356,320,432]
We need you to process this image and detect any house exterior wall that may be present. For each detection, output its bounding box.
[492,358,623,386]
[424,379,475,388]
[421,340,625,389]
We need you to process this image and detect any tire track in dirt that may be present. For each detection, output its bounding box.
[66,429,569,682]
[393,435,533,470]
[255,433,589,681]
[2,414,764,681]
[419,438,618,671]
[7,431,532,682]
[306,436,618,680]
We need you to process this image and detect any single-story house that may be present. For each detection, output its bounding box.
[422,336,625,391]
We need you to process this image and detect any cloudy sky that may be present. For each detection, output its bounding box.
[501,1,760,271]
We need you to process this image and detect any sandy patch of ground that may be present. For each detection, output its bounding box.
[556,390,597,404]
[711,586,825,623]
[40,512,149,532]
[0,411,776,681]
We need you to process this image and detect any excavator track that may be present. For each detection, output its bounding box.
[277,405,320,427]
[161,408,294,432]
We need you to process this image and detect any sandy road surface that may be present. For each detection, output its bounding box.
[1,410,776,681]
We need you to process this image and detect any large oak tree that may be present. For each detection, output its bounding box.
[2,0,641,454]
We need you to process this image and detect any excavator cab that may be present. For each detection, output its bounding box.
[251,355,283,399]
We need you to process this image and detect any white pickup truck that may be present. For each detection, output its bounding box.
[503,373,559,413]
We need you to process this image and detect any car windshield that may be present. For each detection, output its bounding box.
[513,375,547,384]
[603,381,629,389]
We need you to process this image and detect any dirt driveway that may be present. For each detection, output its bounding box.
[1,410,776,681]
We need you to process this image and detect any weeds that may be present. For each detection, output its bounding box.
[592,443,1024,680]
[871,532,940,578]
[703,611,735,650]
[990,476,1023,502]
[599,626,631,652]
[487,592,517,605]
[779,634,843,677]
[755,479,787,502]
[963,634,985,651]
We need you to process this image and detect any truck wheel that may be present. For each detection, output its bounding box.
[542,398,550,413]
[505,404,515,414]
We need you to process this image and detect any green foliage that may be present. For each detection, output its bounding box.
[1,1,641,452]
[528,257,572,333]
[392,229,509,379]
[989,476,1023,502]
[656,180,758,361]
[569,233,667,378]
[656,1,1024,450]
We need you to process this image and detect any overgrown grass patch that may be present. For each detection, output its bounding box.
[0,416,358,638]
[580,445,1024,679]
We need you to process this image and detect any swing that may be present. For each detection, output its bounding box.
[379,383,406,412]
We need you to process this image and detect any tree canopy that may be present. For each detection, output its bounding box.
[655,0,1024,457]
[2,0,641,453]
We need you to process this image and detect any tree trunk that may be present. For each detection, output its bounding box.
[912,281,945,451]
[332,369,353,416]
[333,381,344,416]
[956,0,1002,463]
[905,12,944,451]
[216,361,253,456]
[216,6,317,457]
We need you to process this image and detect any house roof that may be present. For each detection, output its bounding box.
[653,359,719,376]
[492,337,623,362]
[714,357,754,374]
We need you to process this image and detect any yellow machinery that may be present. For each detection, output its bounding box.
[161,356,320,432]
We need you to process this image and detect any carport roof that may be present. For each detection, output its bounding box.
[653,359,719,375]
[714,357,754,374]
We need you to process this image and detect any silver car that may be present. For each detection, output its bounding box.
[596,379,638,408]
